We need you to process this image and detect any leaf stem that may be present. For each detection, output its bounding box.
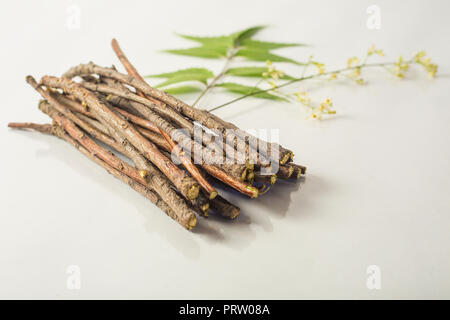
[192,48,237,107]
[208,60,409,112]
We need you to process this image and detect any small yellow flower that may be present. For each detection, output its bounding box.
[413,51,438,78]
[393,55,409,78]
[312,62,325,74]
[262,61,285,80]
[320,98,336,114]
[368,44,385,57]
[347,57,359,68]
[295,91,311,106]
[427,64,438,78]
[330,73,338,80]
[311,111,322,120]
[413,51,426,63]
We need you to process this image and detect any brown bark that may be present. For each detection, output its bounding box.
[36,75,200,201]
[9,121,187,228]
[34,100,196,229]
[210,195,240,219]
[64,62,266,169]
[254,174,277,185]
[8,122,53,135]
[276,164,295,179]
[288,163,307,178]
[73,111,210,216]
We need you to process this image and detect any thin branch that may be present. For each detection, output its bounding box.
[192,47,237,107]
[208,61,404,112]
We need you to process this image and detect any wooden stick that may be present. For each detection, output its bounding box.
[36,75,200,201]
[8,122,189,228]
[35,100,197,229]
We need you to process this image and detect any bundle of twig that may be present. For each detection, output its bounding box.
[8,40,306,230]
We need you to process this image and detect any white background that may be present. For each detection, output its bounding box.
[1,0,449,299]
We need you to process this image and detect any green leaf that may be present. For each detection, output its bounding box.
[163,85,202,95]
[241,39,305,50]
[215,82,287,101]
[232,26,266,46]
[145,68,214,88]
[225,66,295,80]
[235,48,304,65]
[163,46,228,59]
[176,33,235,48]
[145,68,214,79]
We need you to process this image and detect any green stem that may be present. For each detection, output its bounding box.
[208,60,409,112]
[192,48,237,107]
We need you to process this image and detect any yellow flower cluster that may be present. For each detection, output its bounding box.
[314,98,336,119]
[347,57,359,68]
[367,44,384,57]
[263,60,285,80]
[393,55,409,78]
[295,91,311,105]
[295,92,336,119]
[413,51,438,78]
[312,61,325,74]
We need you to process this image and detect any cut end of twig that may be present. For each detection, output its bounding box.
[187,184,200,200]
[209,190,218,200]
[280,152,292,165]
[200,202,210,216]
[246,185,259,198]
[270,174,277,184]
[187,215,197,230]
[287,165,294,178]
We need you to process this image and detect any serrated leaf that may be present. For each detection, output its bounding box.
[233,26,266,46]
[241,39,305,50]
[225,66,295,80]
[236,48,304,65]
[215,82,287,101]
[163,46,228,59]
[177,33,235,48]
[163,86,202,95]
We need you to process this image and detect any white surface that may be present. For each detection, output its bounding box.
[1,0,449,299]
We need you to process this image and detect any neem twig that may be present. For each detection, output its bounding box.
[9,121,184,227]
[38,75,200,201]
[35,100,196,229]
